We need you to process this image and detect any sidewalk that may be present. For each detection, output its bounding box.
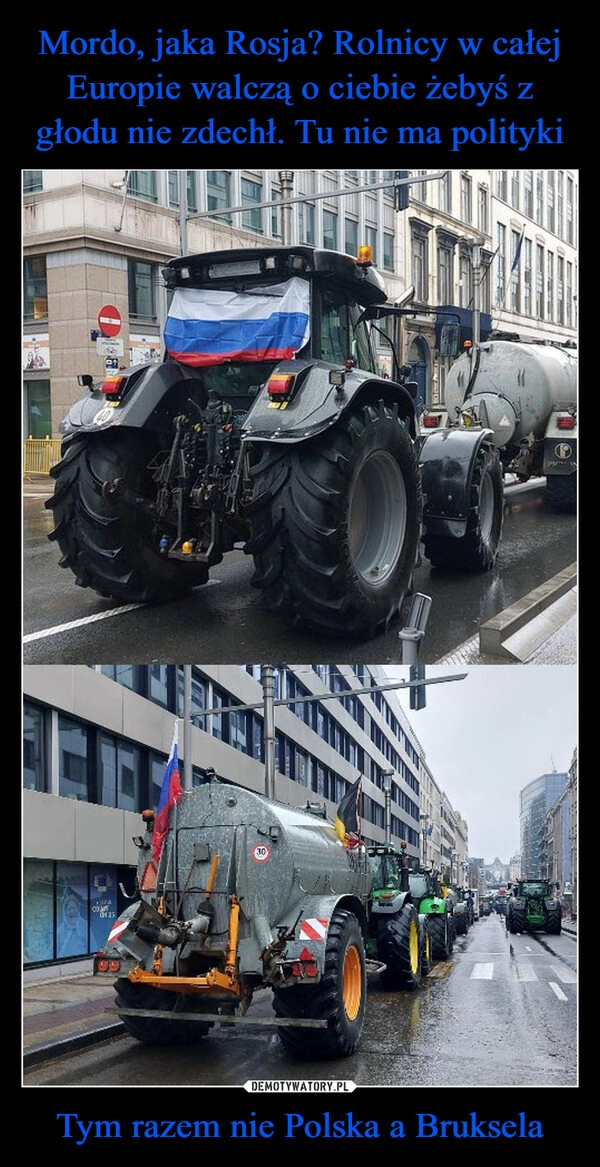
[22,918,578,1070]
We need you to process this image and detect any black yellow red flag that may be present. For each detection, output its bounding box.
[334,777,362,848]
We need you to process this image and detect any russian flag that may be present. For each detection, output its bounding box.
[164,277,311,367]
[152,722,183,865]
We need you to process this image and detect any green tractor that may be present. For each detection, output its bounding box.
[505,879,562,935]
[407,863,455,960]
[367,842,431,991]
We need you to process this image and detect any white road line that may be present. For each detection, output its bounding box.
[550,964,577,984]
[549,982,569,1001]
[23,605,145,642]
[470,963,494,979]
[514,963,538,981]
[23,581,223,643]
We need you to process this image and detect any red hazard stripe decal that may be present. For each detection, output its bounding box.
[299,918,328,941]
[108,920,129,944]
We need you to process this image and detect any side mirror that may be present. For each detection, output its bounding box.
[77,373,94,390]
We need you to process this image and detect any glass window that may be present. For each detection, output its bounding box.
[230,708,248,753]
[383,231,394,270]
[298,200,315,244]
[412,230,428,301]
[23,170,43,193]
[89,865,119,952]
[344,217,358,257]
[23,859,54,964]
[128,171,158,202]
[478,185,488,234]
[510,230,522,313]
[437,245,453,303]
[547,173,555,233]
[459,249,472,309]
[58,716,89,801]
[23,256,48,320]
[536,245,545,318]
[523,171,533,218]
[128,260,156,321]
[56,863,89,958]
[323,209,337,250]
[460,174,472,223]
[536,173,545,225]
[168,170,197,212]
[566,177,574,246]
[495,171,507,201]
[270,185,282,238]
[365,225,377,265]
[439,171,452,214]
[24,381,51,440]
[117,740,141,811]
[23,702,45,791]
[523,239,532,315]
[547,252,554,321]
[511,172,520,209]
[149,664,170,709]
[241,177,263,233]
[207,171,232,224]
[150,750,168,808]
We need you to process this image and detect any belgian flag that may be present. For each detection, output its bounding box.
[334,777,362,848]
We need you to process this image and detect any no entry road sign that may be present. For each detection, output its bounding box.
[98,304,122,337]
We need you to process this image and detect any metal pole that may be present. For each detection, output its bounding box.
[472,244,481,349]
[261,665,276,800]
[179,170,188,256]
[183,666,193,791]
[279,171,294,246]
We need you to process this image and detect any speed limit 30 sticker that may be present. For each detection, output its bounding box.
[251,843,272,863]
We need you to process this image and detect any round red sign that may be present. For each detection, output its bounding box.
[98,304,122,337]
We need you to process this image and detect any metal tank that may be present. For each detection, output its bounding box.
[161,783,372,961]
[444,340,577,451]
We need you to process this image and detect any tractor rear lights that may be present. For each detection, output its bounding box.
[422,415,441,428]
[101,376,125,397]
[267,373,294,398]
[557,415,576,430]
[95,956,122,974]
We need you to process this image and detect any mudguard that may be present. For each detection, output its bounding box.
[543,434,577,477]
[370,889,411,921]
[418,426,495,536]
[241,359,417,443]
[57,361,202,438]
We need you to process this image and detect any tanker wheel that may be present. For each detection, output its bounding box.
[114,978,211,1045]
[272,908,366,1058]
[424,442,504,572]
[377,903,422,991]
[46,432,209,603]
[245,400,422,638]
[545,473,577,515]
[428,913,452,960]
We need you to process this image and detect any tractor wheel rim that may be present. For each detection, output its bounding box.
[479,469,495,541]
[410,922,420,972]
[348,451,407,586]
[343,945,362,1020]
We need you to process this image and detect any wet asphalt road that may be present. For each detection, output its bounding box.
[24,915,576,1089]
[23,480,576,665]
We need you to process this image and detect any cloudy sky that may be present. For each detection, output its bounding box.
[383,664,578,864]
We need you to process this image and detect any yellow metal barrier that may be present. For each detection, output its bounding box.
[23,437,63,479]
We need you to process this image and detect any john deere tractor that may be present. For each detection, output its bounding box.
[367,843,431,990]
[505,879,562,935]
[407,863,454,960]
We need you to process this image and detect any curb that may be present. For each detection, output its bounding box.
[23,1022,125,1070]
[479,563,577,660]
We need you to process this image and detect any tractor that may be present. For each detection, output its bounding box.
[505,879,562,935]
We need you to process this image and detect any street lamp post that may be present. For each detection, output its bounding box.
[382,769,394,846]
[420,814,430,865]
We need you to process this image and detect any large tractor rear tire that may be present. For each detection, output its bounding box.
[429,913,453,960]
[377,903,422,991]
[46,433,209,603]
[419,917,432,976]
[424,442,503,571]
[114,978,211,1045]
[272,908,366,1058]
[246,401,422,638]
[545,905,562,934]
[507,903,526,934]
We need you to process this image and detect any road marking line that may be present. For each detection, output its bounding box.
[23,582,223,642]
[470,963,493,979]
[550,964,577,984]
[23,605,146,642]
[549,982,568,1001]
[514,964,538,981]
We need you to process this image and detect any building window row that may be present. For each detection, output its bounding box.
[495,234,576,328]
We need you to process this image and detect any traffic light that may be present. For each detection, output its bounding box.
[394,170,411,211]
[409,663,426,710]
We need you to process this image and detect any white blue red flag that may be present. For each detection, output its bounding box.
[163,277,311,367]
[152,721,183,865]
